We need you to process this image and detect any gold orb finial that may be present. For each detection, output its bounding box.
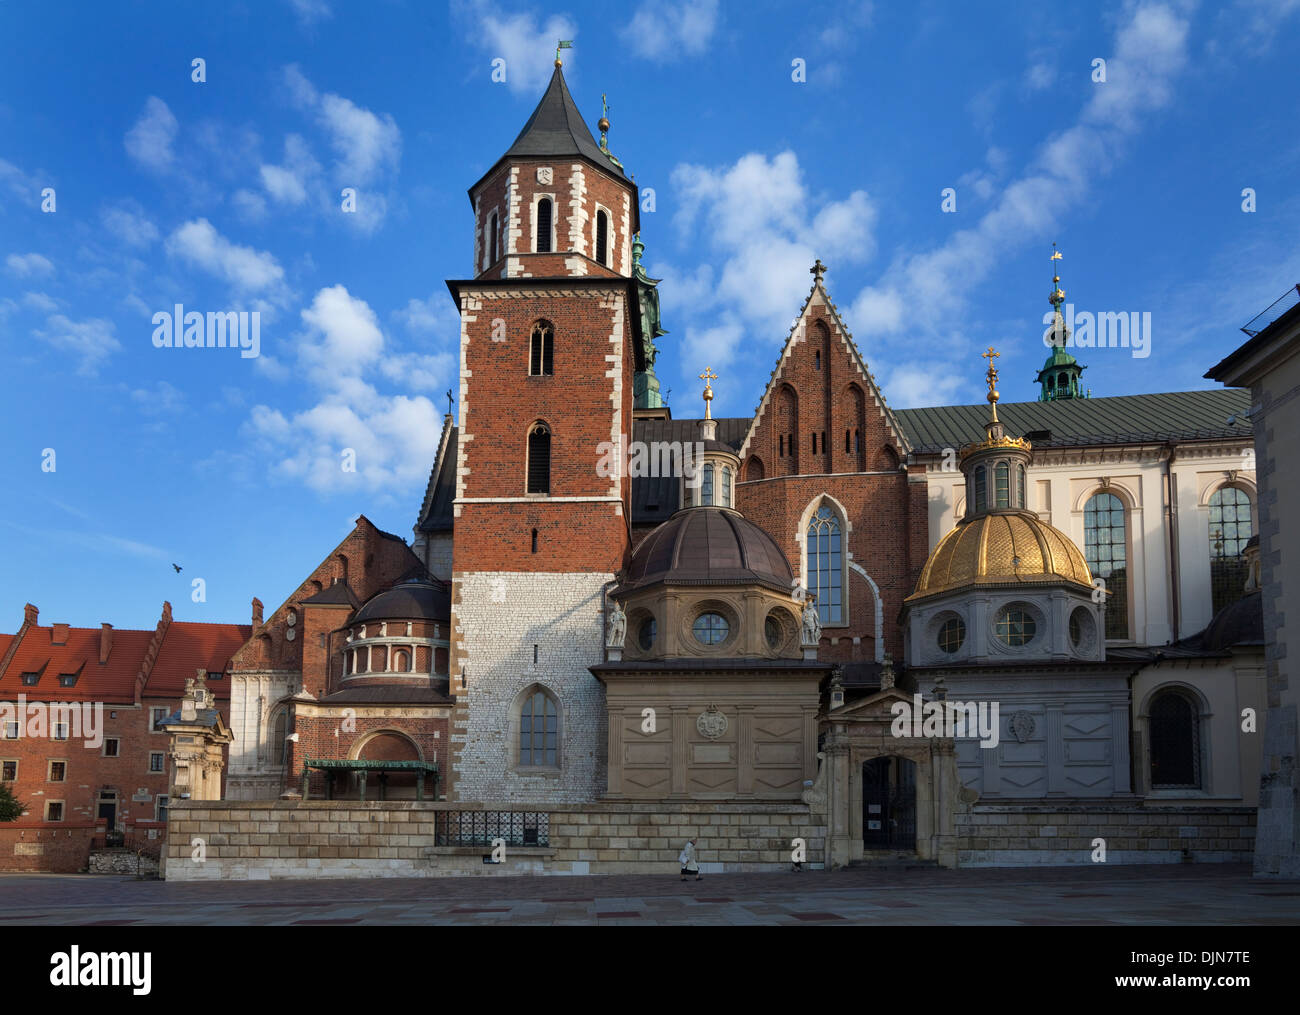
[699,366,717,420]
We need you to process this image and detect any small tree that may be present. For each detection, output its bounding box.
[0,783,24,822]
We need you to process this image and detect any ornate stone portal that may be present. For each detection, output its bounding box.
[160,669,233,803]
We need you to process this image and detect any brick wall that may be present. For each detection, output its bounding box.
[0,821,102,872]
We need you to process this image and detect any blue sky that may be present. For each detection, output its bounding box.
[3,0,1298,629]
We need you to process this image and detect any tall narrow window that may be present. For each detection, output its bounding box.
[815,350,821,370]
[806,504,843,624]
[1083,491,1129,639]
[702,463,715,505]
[995,462,1010,508]
[1017,464,1026,509]
[1208,486,1253,614]
[488,210,499,266]
[779,435,785,457]
[811,432,818,454]
[527,423,551,494]
[595,210,608,266]
[721,466,732,507]
[535,198,552,252]
[1149,690,1200,788]
[854,429,860,454]
[519,688,558,767]
[529,321,554,376]
[271,710,288,768]
[531,528,538,553]
[845,430,851,454]
[974,466,987,513]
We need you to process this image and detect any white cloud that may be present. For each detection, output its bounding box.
[22,292,57,311]
[456,1,578,96]
[818,1,874,49]
[165,219,287,299]
[232,188,268,222]
[242,285,451,494]
[131,380,185,414]
[124,97,178,172]
[287,0,332,27]
[282,65,400,186]
[260,164,308,205]
[621,0,720,61]
[101,201,160,248]
[6,252,54,277]
[34,314,121,376]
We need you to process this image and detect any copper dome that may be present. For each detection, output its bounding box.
[619,507,792,594]
[353,577,450,624]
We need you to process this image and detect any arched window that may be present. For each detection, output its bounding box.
[701,463,714,505]
[271,709,289,768]
[519,688,558,767]
[807,504,843,624]
[488,210,499,266]
[721,466,732,507]
[527,423,551,495]
[746,457,764,481]
[974,466,987,513]
[595,210,608,266]
[1208,486,1253,614]
[1083,491,1129,639]
[529,320,553,376]
[1017,464,1026,509]
[995,462,1010,508]
[535,197,552,253]
[1149,689,1201,788]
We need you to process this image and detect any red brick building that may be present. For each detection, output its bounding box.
[0,602,247,870]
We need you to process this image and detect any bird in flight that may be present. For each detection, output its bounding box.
[172,563,183,573]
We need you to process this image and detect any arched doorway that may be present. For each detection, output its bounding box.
[862,756,917,850]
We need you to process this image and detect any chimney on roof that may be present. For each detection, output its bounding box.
[23,604,38,626]
[51,623,69,645]
[99,624,114,664]
[252,597,264,627]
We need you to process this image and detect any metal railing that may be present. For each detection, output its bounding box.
[433,811,549,847]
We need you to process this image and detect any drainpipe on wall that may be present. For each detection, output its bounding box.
[1163,440,1181,643]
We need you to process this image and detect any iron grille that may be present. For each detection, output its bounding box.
[434,810,549,848]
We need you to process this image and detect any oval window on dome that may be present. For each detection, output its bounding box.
[995,604,1037,647]
[637,616,657,651]
[693,612,729,645]
[938,616,965,653]
[1069,606,1093,649]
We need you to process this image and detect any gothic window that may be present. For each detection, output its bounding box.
[702,463,715,505]
[995,462,1010,508]
[974,466,987,513]
[1208,486,1253,614]
[595,210,608,266]
[806,504,844,624]
[271,709,288,768]
[1083,492,1129,639]
[1149,689,1201,788]
[535,198,552,253]
[722,466,732,507]
[488,210,499,266]
[747,457,764,481]
[529,320,554,376]
[527,422,551,495]
[519,688,559,767]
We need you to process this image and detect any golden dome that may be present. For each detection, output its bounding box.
[907,511,1093,602]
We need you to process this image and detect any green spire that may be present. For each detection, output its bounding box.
[632,233,667,410]
[1035,243,1088,402]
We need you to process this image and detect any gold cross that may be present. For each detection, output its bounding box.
[699,366,717,386]
[700,366,717,419]
[982,346,1000,365]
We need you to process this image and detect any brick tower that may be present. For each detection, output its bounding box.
[445,58,648,802]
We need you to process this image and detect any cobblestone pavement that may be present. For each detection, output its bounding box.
[0,865,1296,925]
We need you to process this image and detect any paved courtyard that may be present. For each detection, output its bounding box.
[0,864,1297,925]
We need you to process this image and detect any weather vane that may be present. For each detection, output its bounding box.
[555,39,572,65]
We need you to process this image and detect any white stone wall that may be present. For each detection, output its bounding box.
[452,572,609,803]
[422,533,453,582]
[226,670,297,800]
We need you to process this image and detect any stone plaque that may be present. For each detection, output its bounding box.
[537,167,553,185]
[14,843,43,856]
[692,744,730,764]
[696,704,728,740]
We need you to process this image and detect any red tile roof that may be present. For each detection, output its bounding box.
[1,625,154,703]
[147,621,250,698]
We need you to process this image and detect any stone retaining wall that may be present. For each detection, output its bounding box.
[88,848,161,877]
[955,802,1256,866]
[163,799,827,880]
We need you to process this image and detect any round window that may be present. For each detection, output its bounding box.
[938,617,965,653]
[1069,607,1092,649]
[765,614,784,649]
[637,616,657,651]
[693,612,730,645]
[995,604,1037,647]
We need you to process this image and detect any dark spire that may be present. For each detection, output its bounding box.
[499,66,627,180]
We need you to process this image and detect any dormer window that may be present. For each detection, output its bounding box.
[535,198,553,253]
[20,673,38,687]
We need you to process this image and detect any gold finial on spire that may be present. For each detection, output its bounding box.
[982,346,1001,423]
[811,259,827,284]
[555,39,573,67]
[699,366,718,420]
[1049,242,1065,307]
